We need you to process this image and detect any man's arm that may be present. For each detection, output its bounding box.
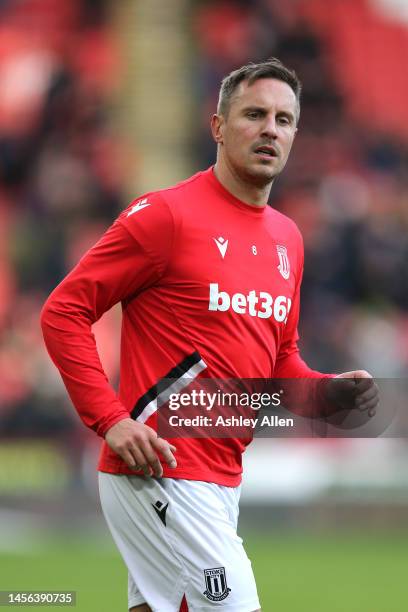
[41,199,177,476]
[274,249,379,416]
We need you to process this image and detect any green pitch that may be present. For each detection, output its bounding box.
[247,532,408,612]
[1,532,407,611]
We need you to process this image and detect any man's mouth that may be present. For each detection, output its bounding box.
[253,145,279,158]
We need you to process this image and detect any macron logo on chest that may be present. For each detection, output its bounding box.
[214,236,228,259]
[127,198,150,217]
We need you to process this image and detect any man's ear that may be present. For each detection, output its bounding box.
[211,114,225,144]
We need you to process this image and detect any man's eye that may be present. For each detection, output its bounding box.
[247,111,260,119]
[278,116,290,125]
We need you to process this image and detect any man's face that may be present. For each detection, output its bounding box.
[212,78,298,187]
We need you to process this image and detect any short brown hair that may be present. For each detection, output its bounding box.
[217,57,302,121]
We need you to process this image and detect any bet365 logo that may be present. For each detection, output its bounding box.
[208,283,292,322]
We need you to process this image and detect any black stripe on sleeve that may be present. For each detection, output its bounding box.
[131,351,203,420]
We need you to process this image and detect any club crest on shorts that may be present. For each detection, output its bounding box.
[203,567,231,601]
[276,244,290,280]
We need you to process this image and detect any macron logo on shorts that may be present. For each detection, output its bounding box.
[152,500,168,526]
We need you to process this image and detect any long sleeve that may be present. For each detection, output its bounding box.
[41,195,174,436]
[272,239,335,421]
[273,283,330,379]
[273,234,331,379]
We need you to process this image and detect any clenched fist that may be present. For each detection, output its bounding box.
[326,370,379,417]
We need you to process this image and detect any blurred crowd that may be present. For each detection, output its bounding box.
[0,0,407,444]
[0,0,124,440]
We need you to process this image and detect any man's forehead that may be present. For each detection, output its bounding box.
[231,78,297,111]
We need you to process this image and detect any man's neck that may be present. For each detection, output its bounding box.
[213,161,272,208]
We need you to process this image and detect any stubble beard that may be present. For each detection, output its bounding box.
[240,160,280,188]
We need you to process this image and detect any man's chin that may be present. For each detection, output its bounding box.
[245,164,277,186]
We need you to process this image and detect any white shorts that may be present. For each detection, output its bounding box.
[98,473,260,612]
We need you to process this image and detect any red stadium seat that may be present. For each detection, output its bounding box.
[300,0,408,139]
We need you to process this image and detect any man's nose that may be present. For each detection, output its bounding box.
[260,116,278,138]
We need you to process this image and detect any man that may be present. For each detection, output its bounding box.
[41,58,378,611]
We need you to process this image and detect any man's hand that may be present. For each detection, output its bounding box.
[105,418,177,477]
[326,370,379,417]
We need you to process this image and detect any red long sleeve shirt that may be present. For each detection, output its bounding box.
[41,167,330,485]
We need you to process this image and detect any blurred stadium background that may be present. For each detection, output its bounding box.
[1,0,408,610]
